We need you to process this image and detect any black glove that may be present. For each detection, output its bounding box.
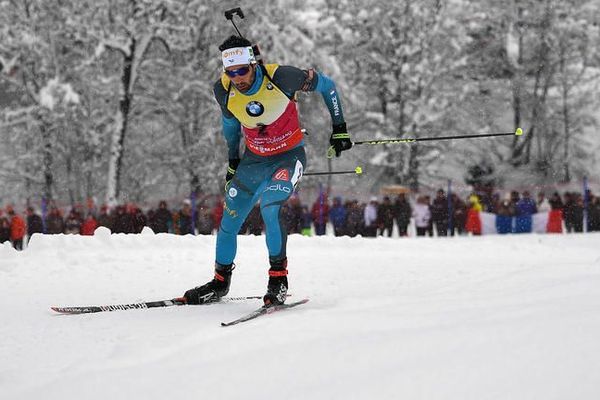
[327,123,353,158]
[225,158,240,184]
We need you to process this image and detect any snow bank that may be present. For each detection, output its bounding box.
[1,233,599,400]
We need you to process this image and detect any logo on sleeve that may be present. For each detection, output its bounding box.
[273,168,290,181]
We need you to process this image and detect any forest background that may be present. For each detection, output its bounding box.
[1,0,599,207]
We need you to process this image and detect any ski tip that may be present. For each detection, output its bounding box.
[51,307,72,314]
[220,297,310,327]
[51,306,93,315]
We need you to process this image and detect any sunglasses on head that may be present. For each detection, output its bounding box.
[225,66,251,78]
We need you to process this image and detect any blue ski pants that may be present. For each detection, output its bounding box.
[216,146,306,265]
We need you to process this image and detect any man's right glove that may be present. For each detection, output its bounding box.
[225,158,240,189]
[327,123,353,158]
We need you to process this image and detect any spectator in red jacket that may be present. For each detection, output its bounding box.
[80,213,98,236]
[465,194,482,236]
[7,206,26,250]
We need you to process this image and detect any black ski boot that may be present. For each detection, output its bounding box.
[263,258,288,306]
[183,263,234,304]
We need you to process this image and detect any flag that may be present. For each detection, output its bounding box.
[480,212,498,234]
[470,211,563,235]
[532,213,549,234]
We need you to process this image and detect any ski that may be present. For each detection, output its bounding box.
[221,298,309,327]
[51,295,266,315]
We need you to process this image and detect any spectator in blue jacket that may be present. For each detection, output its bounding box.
[329,197,347,237]
[311,192,329,236]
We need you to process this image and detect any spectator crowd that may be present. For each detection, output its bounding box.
[1,188,599,251]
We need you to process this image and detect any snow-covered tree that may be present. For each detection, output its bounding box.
[1,0,599,207]
[463,0,600,187]
[0,0,84,202]
[322,0,472,191]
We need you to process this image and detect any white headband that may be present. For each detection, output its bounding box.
[221,46,255,68]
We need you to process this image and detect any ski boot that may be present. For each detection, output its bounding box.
[183,263,234,304]
[263,258,288,306]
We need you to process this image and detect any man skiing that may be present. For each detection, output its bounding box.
[183,35,352,306]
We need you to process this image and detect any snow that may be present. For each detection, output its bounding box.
[94,42,106,58]
[129,33,154,94]
[1,232,600,400]
[38,78,81,110]
[101,37,133,58]
[105,111,124,206]
[506,23,520,69]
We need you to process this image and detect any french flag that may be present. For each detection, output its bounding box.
[470,210,563,234]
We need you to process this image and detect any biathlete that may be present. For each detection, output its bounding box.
[184,35,352,306]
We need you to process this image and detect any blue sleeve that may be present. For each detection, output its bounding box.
[270,66,346,127]
[213,79,242,160]
[314,72,345,126]
[222,115,242,160]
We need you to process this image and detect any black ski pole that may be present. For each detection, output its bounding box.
[304,167,363,177]
[353,128,523,146]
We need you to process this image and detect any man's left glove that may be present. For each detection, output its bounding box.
[327,123,353,158]
[225,158,240,189]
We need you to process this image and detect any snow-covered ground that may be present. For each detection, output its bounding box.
[1,229,599,400]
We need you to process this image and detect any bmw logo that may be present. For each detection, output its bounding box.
[228,187,238,198]
[246,101,264,117]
